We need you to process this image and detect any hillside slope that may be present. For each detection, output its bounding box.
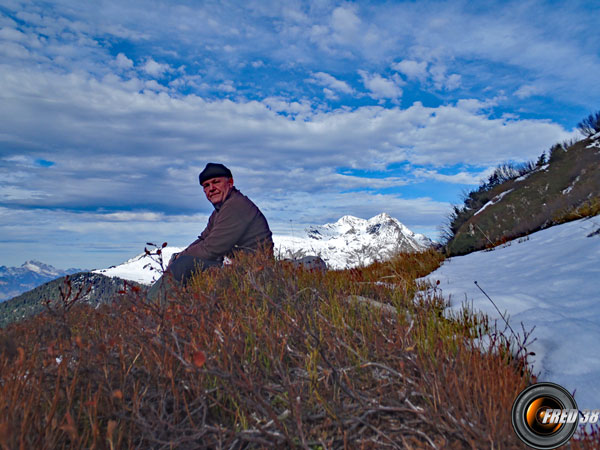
[0,272,136,328]
[447,133,600,255]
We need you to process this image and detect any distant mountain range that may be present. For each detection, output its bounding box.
[1,213,430,302]
[0,261,83,302]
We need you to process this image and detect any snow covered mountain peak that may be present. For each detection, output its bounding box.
[308,213,417,240]
[276,213,433,269]
[94,246,183,285]
[0,261,83,302]
[369,212,392,221]
[21,260,61,277]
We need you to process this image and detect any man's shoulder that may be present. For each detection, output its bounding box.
[214,188,257,218]
[225,188,257,208]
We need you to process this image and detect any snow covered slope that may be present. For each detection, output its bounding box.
[422,217,600,411]
[94,247,183,285]
[93,213,432,283]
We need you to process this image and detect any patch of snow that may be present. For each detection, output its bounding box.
[586,132,600,148]
[93,247,183,284]
[514,173,531,182]
[515,163,551,182]
[474,189,514,216]
[562,175,580,195]
[421,218,600,411]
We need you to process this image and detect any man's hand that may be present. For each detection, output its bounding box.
[168,252,180,266]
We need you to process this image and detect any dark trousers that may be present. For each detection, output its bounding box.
[146,255,221,302]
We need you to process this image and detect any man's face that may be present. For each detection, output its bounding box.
[202,176,234,205]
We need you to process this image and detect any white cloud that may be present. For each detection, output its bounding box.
[358,70,403,101]
[393,59,428,81]
[263,96,312,116]
[322,88,337,100]
[2,185,49,201]
[308,72,353,95]
[514,84,543,99]
[455,98,499,113]
[307,4,376,57]
[413,168,492,185]
[445,73,461,90]
[144,79,168,92]
[331,6,361,44]
[142,58,171,77]
[216,80,236,92]
[0,26,28,42]
[115,52,133,69]
[429,65,461,91]
[1,42,31,59]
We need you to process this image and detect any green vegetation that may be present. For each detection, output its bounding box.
[1,249,598,448]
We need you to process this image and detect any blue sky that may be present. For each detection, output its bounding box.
[1,0,598,269]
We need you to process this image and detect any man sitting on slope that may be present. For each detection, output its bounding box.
[148,162,273,300]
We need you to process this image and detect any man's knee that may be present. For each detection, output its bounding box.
[168,255,221,283]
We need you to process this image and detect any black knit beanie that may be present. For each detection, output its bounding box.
[199,163,233,185]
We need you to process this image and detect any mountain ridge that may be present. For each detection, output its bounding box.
[276,213,433,269]
[0,260,83,302]
[1,213,431,303]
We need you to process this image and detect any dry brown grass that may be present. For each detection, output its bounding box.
[0,249,597,449]
[552,197,600,225]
